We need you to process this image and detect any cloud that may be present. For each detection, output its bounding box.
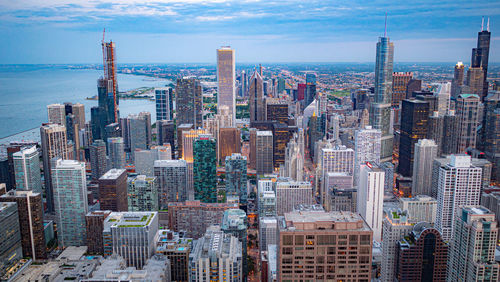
[195,15,235,21]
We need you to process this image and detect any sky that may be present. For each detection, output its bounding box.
[0,0,499,64]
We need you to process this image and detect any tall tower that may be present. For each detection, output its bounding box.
[358,162,385,242]
[102,37,119,123]
[412,139,438,196]
[13,146,42,193]
[456,94,480,153]
[175,78,203,128]
[249,69,265,123]
[451,62,465,99]
[370,30,395,163]
[471,17,491,100]
[193,134,217,203]
[354,126,381,185]
[217,46,236,126]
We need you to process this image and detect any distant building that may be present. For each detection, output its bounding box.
[259,217,277,252]
[249,70,265,123]
[157,120,175,153]
[90,139,108,180]
[176,78,203,128]
[392,72,413,107]
[217,47,236,126]
[451,62,465,99]
[47,103,66,126]
[99,169,128,212]
[456,94,480,153]
[127,175,158,212]
[155,87,174,121]
[354,126,381,185]
[13,146,42,193]
[127,112,152,153]
[107,137,126,169]
[218,127,241,163]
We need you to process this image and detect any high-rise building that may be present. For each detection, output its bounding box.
[256,131,274,175]
[249,70,265,123]
[451,62,465,99]
[40,123,72,212]
[358,162,384,242]
[217,47,236,125]
[107,137,126,169]
[370,35,394,162]
[90,139,108,180]
[265,99,289,124]
[278,210,373,281]
[456,94,480,153]
[218,127,241,163]
[392,72,413,107]
[398,99,429,177]
[127,175,158,212]
[398,195,437,224]
[0,202,22,277]
[106,212,159,269]
[155,229,192,282]
[480,92,500,181]
[157,120,175,156]
[71,103,86,130]
[406,79,422,99]
[177,78,203,129]
[471,19,491,99]
[354,126,381,185]
[465,67,485,96]
[225,154,248,205]
[193,135,217,203]
[412,139,438,196]
[321,145,355,176]
[282,129,304,181]
[154,160,188,208]
[85,210,111,255]
[275,180,313,216]
[221,209,248,280]
[427,111,444,156]
[442,111,459,155]
[249,128,257,169]
[155,87,173,121]
[13,146,41,193]
[189,225,242,281]
[99,169,128,212]
[127,112,152,153]
[434,155,482,241]
[47,104,66,126]
[447,206,499,282]
[51,159,88,247]
[259,217,277,252]
[167,200,237,239]
[102,40,119,123]
[0,190,46,260]
[397,223,448,282]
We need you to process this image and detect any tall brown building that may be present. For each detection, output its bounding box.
[466,67,485,96]
[217,127,241,164]
[249,128,257,170]
[278,209,373,281]
[406,79,422,99]
[272,123,297,169]
[266,98,289,124]
[392,72,413,107]
[397,223,448,282]
[451,62,465,99]
[98,169,128,211]
[0,190,47,260]
[85,210,111,254]
[456,94,480,153]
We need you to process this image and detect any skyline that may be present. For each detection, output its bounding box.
[0,0,499,64]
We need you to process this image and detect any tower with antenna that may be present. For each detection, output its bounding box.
[471,17,491,100]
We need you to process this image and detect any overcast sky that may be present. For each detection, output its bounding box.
[0,0,498,64]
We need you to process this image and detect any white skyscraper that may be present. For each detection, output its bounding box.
[154,159,188,208]
[217,46,236,126]
[358,162,385,242]
[354,126,381,185]
[412,139,438,196]
[259,217,277,252]
[398,195,437,224]
[52,159,88,247]
[275,180,313,216]
[435,155,482,241]
[13,146,42,192]
[47,103,66,126]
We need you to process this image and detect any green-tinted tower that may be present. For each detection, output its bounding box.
[193,134,217,203]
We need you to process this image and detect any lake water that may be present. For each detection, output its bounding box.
[0,65,170,139]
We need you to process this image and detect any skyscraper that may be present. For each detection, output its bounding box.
[127,112,152,153]
[154,160,188,208]
[465,67,485,96]
[47,104,66,126]
[0,202,22,277]
[90,139,108,180]
[447,206,499,282]
[225,153,248,205]
[218,127,241,163]
[370,35,394,162]
[221,209,248,280]
[434,155,482,241]
[127,175,158,212]
[412,139,438,196]
[107,137,126,169]
[398,195,437,224]
[471,18,491,100]
[392,72,413,107]
[451,61,465,99]
[358,162,385,242]
[40,123,72,212]
[275,180,313,216]
[354,126,381,185]
[249,69,265,123]
[51,159,88,247]
[398,99,429,177]
[85,210,111,254]
[256,131,273,175]
[99,169,128,212]
[13,146,41,193]
[176,78,203,128]
[157,120,175,153]
[155,87,173,121]
[282,129,305,181]
[102,39,119,123]
[71,103,86,130]
[217,47,236,126]
[193,134,217,203]
[456,94,480,153]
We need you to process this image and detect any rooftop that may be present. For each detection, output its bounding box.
[100,169,126,180]
[283,210,370,231]
[256,130,273,136]
[104,212,157,229]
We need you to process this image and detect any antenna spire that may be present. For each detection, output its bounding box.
[384,12,387,37]
[481,16,484,31]
[487,17,490,32]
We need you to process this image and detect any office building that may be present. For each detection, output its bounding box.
[154,160,188,208]
[218,127,241,163]
[471,19,491,99]
[447,206,499,282]
[176,78,203,128]
[107,137,126,169]
[456,94,480,153]
[127,112,152,153]
[435,155,482,241]
[398,99,429,177]
[278,210,373,281]
[99,169,128,212]
[282,129,304,181]
[258,189,276,217]
[86,255,171,281]
[168,200,237,239]
[221,209,248,280]
[225,154,248,205]
[466,67,485,96]
[189,225,242,282]
[358,162,385,241]
[412,139,438,196]
[324,183,357,213]
[155,229,192,282]
[442,111,459,155]
[354,126,381,184]
[51,159,88,247]
[217,47,236,125]
[271,122,297,169]
[275,180,313,216]
[0,190,46,260]
[398,195,437,224]
[259,217,277,252]
[193,135,217,203]
[106,212,159,269]
[321,145,355,176]
[392,72,413,107]
[0,202,22,278]
[85,210,111,255]
[13,146,41,192]
[40,123,72,212]
[157,120,175,152]
[90,139,107,180]
[134,149,156,176]
[155,87,173,121]
[370,35,394,162]
[249,70,265,123]
[427,111,444,156]
[397,223,448,282]
[451,61,465,99]
[265,99,289,124]
[256,131,274,175]
[127,175,158,212]
[101,40,119,123]
[47,104,66,126]
[481,92,500,181]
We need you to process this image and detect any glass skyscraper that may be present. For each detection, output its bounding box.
[13,146,42,193]
[217,46,236,126]
[193,134,217,203]
[225,153,248,205]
